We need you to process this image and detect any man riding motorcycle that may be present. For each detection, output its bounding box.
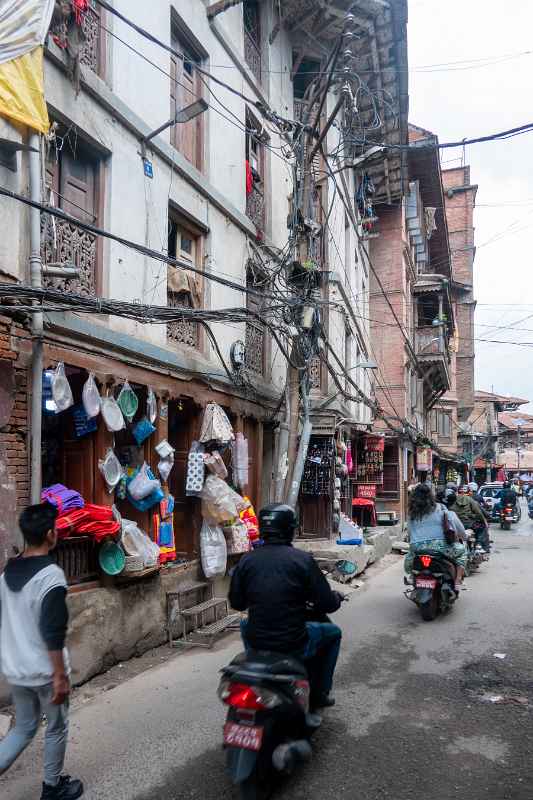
[500,480,517,510]
[446,486,490,552]
[229,504,343,710]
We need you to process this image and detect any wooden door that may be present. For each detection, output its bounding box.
[170,33,202,169]
[168,401,201,557]
[300,495,331,539]
[60,150,96,224]
[61,434,95,502]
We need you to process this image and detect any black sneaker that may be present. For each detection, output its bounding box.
[41,775,84,800]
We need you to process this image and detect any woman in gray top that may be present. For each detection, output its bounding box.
[405,483,467,590]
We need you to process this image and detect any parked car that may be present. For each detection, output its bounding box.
[479,483,521,523]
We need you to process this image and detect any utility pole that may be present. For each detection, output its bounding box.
[282,13,358,507]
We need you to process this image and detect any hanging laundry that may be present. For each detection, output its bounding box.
[0,1,55,133]
[245,160,253,195]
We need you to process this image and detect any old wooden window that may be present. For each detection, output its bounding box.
[246,109,265,231]
[49,0,105,77]
[438,410,452,438]
[170,28,204,170]
[167,215,202,349]
[245,267,266,376]
[41,131,100,297]
[243,0,261,83]
[378,441,400,498]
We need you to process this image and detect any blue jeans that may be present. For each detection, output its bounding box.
[0,683,69,787]
[240,620,342,697]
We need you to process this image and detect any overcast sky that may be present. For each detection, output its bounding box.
[408,0,533,410]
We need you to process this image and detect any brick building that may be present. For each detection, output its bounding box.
[369,124,458,522]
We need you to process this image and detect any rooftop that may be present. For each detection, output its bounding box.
[475,390,529,410]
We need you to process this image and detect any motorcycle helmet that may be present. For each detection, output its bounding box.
[468,482,478,493]
[503,481,511,489]
[258,503,297,542]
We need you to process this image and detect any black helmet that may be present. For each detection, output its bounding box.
[503,480,511,489]
[258,503,297,541]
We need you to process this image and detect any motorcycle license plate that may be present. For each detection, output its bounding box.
[224,722,263,751]
[416,577,437,589]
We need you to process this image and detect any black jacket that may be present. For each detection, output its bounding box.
[229,541,341,653]
[500,488,517,508]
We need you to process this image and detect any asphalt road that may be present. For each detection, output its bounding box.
[3,505,533,800]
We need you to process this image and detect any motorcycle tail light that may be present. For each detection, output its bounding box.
[219,681,282,710]
[420,555,432,568]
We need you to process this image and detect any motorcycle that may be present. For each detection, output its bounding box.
[218,607,339,799]
[405,550,458,621]
[500,504,514,530]
[464,529,488,574]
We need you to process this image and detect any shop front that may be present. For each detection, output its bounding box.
[34,341,271,686]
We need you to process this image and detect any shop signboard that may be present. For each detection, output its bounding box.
[357,484,377,499]
[416,447,433,472]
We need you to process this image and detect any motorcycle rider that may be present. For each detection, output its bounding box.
[500,480,518,510]
[229,504,343,710]
[405,484,467,592]
[447,485,490,552]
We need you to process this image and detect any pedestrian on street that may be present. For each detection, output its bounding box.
[0,502,84,800]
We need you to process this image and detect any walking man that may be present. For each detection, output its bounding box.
[0,502,83,799]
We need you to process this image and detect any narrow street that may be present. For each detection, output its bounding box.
[3,508,533,800]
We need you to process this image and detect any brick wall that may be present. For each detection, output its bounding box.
[0,316,29,568]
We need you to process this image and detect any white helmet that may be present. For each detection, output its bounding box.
[468,482,478,492]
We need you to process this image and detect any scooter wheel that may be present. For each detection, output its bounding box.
[239,769,273,800]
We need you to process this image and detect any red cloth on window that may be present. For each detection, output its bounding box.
[245,160,253,195]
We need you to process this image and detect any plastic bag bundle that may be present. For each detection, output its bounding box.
[132,416,156,446]
[200,520,227,579]
[199,403,234,444]
[98,448,123,493]
[158,453,174,482]
[146,388,157,424]
[232,432,249,489]
[186,441,204,496]
[201,475,247,524]
[128,462,161,501]
[204,450,228,480]
[121,519,160,568]
[51,362,73,413]
[82,373,101,419]
[224,520,251,555]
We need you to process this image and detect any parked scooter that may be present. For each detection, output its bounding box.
[218,606,341,799]
[405,550,458,621]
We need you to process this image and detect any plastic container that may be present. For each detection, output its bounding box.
[99,541,125,576]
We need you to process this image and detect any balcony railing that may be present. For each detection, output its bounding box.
[416,326,447,358]
[41,217,97,297]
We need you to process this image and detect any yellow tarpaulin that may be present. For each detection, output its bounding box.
[0,45,49,133]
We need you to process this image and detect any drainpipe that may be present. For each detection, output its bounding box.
[286,389,312,510]
[274,382,290,503]
[29,133,43,503]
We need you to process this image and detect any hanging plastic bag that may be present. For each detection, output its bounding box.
[199,403,234,444]
[158,454,174,482]
[128,462,161,501]
[223,519,251,555]
[98,448,123,493]
[204,450,228,480]
[147,388,157,424]
[132,416,156,446]
[82,372,101,419]
[186,441,205,496]
[51,362,73,413]
[155,439,175,459]
[117,381,138,422]
[200,520,227,579]
[232,432,249,488]
[201,475,247,524]
[101,395,125,432]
